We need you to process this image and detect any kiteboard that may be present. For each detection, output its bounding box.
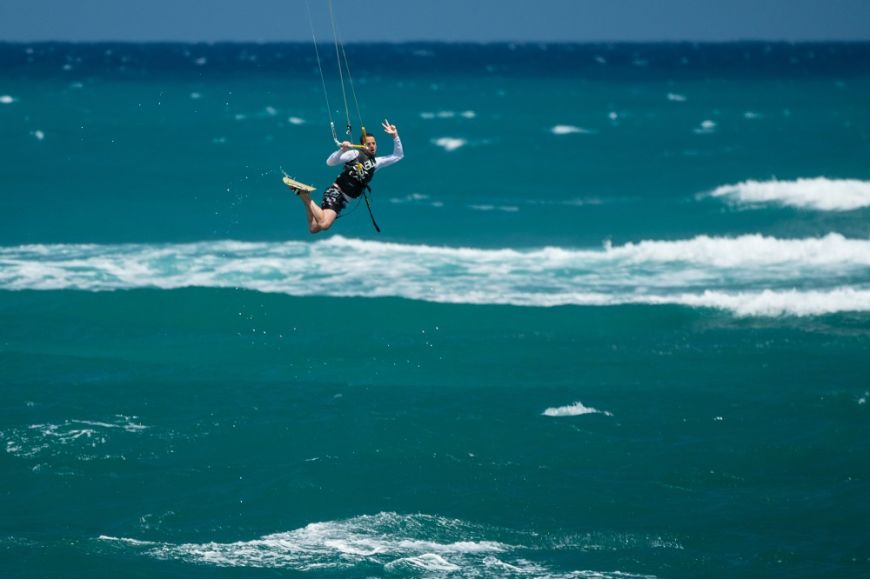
[282,176,316,194]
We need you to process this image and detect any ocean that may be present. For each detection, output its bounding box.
[1,41,869,578]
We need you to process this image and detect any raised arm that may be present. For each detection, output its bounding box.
[376,120,404,169]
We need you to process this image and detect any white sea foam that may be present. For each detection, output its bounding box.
[694,120,716,134]
[551,125,592,135]
[392,193,430,202]
[433,137,466,151]
[287,116,305,125]
[1,234,868,317]
[102,513,513,573]
[386,553,461,573]
[543,402,613,417]
[667,93,687,102]
[388,193,443,208]
[98,535,157,546]
[707,177,870,211]
[469,204,519,212]
[2,416,149,460]
[664,288,870,317]
[420,110,476,120]
[0,95,15,104]
[98,512,654,577]
[31,130,45,140]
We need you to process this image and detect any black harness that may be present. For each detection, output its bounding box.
[335,149,381,232]
[335,150,376,199]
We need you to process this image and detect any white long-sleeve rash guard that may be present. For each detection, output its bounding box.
[326,135,404,169]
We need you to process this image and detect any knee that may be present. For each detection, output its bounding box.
[308,224,321,234]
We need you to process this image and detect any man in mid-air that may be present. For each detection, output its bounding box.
[286,119,403,234]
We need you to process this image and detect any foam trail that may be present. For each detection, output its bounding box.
[1,234,868,316]
[707,178,870,211]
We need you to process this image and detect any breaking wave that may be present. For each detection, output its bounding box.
[98,512,661,578]
[1,234,869,317]
[706,178,870,211]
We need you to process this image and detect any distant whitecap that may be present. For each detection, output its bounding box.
[31,130,45,141]
[469,204,519,213]
[0,95,15,104]
[667,93,687,102]
[550,125,591,135]
[389,193,431,204]
[288,116,305,125]
[694,120,716,134]
[420,110,476,120]
[543,401,613,417]
[432,137,466,151]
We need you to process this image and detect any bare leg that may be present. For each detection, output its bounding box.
[298,191,337,234]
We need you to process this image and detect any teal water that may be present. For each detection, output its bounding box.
[1,42,870,578]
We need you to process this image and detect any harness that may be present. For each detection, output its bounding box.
[335,149,376,199]
[334,149,381,232]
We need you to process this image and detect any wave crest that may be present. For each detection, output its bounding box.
[707,178,870,211]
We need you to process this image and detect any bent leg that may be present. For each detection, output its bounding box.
[298,192,337,233]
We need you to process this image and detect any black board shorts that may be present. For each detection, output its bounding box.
[321,185,349,214]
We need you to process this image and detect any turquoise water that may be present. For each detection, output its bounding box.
[1,42,869,578]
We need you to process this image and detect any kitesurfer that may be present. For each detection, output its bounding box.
[293,119,403,233]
